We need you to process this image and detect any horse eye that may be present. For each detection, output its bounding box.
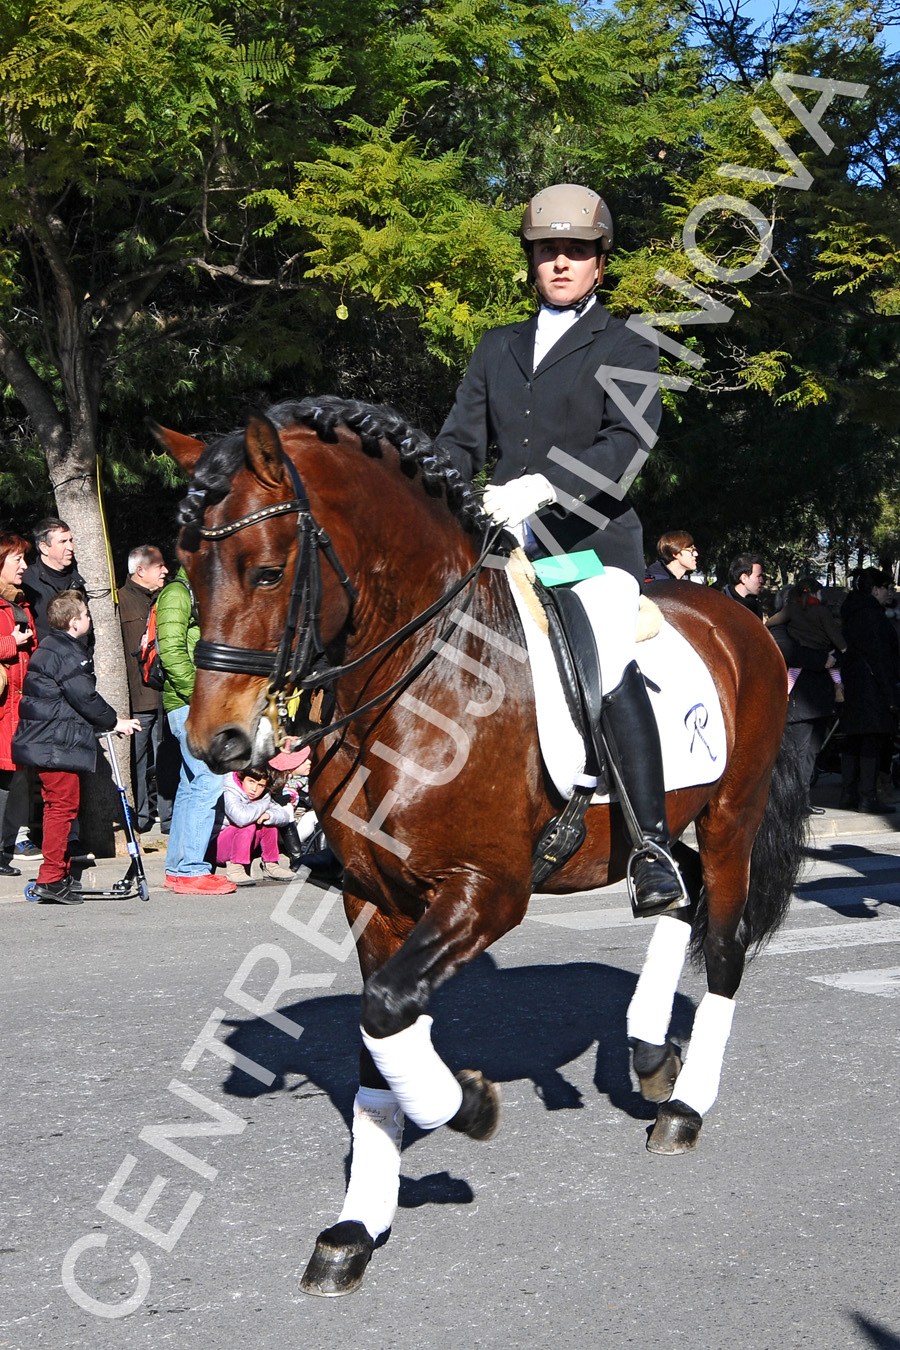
[252,566,284,588]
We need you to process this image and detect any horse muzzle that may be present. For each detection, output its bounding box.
[200,724,254,774]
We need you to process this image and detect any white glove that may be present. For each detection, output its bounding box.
[482,474,556,528]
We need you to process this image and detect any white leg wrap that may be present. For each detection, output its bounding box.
[670,992,735,1116]
[361,1015,463,1131]
[626,915,691,1045]
[337,1088,405,1241]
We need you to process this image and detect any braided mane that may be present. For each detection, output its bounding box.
[178,395,492,536]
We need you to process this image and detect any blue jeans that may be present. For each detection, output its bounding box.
[165,704,225,877]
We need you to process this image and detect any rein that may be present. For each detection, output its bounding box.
[191,454,505,747]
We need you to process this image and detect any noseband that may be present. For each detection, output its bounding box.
[191,454,504,747]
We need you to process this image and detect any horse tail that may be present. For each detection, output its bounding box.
[690,735,808,961]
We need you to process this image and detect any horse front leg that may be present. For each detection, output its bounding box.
[300,886,405,1298]
[647,835,749,1156]
[300,876,521,1297]
[627,841,701,1101]
[358,886,510,1141]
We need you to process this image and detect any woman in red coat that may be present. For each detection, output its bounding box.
[0,533,37,875]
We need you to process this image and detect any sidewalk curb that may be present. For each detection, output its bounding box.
[809,811,899,838]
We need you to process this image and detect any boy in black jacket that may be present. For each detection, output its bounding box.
[12,591,139,904]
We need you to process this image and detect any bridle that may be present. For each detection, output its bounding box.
[191,453,505,748]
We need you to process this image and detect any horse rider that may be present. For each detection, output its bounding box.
[437,182,684,917]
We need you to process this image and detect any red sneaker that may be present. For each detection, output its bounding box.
[164,874,178,889]
[173,873,237,895]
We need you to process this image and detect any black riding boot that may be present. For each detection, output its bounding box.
[599,661,687,918]
[280,822,306,873]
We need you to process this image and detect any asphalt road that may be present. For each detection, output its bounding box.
[2,804,900,1350]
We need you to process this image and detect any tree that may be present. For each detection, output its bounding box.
[0,3,306,715]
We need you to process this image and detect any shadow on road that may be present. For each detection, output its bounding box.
[218,952,696,1133]
[852,1313,900,1348]
[798,842,900,918]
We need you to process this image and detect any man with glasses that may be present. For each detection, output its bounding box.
[723,553,766,619]
[645,531,699,583]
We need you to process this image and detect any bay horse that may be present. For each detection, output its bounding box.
[154,396,805,1297]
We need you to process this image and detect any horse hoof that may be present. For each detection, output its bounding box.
[632,1039,682,1103]
[646,1099,703,1154]
[299,1221,374,1297]
[447,1069,502,1141]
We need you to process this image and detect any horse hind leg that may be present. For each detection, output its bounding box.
[648,847,749,1155]
[647,992,736,1154]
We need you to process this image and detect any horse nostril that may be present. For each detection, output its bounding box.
[208,726,252,773]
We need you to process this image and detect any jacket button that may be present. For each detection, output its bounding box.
[522,438,529,446]
[525,382,531,390]
[523,409,530,417]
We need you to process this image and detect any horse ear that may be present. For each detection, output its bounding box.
[148,422,205,476]
[244,416,285,489]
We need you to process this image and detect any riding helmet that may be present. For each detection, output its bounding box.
[520,184,614,253]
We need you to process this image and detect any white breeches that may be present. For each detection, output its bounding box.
[627,915,691,1046]
[571,568,640,696]
[338,1088,405,1241]
[361,1015,463,1131]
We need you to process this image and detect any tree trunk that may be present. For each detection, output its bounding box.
[53,473,133,857]
[1,212,165,857]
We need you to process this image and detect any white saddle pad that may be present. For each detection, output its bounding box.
[506,574,727,802]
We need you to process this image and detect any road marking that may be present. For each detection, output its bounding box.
[527,909,900,952]
[765,919,900,955]
[809,967,900,998]
[529,906,634,930]
[796,882,900,906]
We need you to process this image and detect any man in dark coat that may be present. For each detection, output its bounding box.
[838,568,899,812]
[118,545,170,832]
[768,623,836,814]
[722,553,765,619]
[11,591,138,903]
[437,183,684,917]
[21,517,89,640]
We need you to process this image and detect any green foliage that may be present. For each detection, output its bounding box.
[0,0,899,582]
[251,110,532,360]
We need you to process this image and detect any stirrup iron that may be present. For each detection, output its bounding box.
[626,839,690,918]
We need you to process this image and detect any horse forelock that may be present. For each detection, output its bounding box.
[175,395,496,540]
[177,429,246,533]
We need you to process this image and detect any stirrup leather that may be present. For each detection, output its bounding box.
[531,784,593,889]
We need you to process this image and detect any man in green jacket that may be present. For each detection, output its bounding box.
[157,567,235,894]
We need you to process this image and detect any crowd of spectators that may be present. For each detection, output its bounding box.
[646,530,900,817]
[0,518,326,904]
[2,514,897,904]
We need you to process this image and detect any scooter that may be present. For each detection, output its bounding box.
[26,732,151,902]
